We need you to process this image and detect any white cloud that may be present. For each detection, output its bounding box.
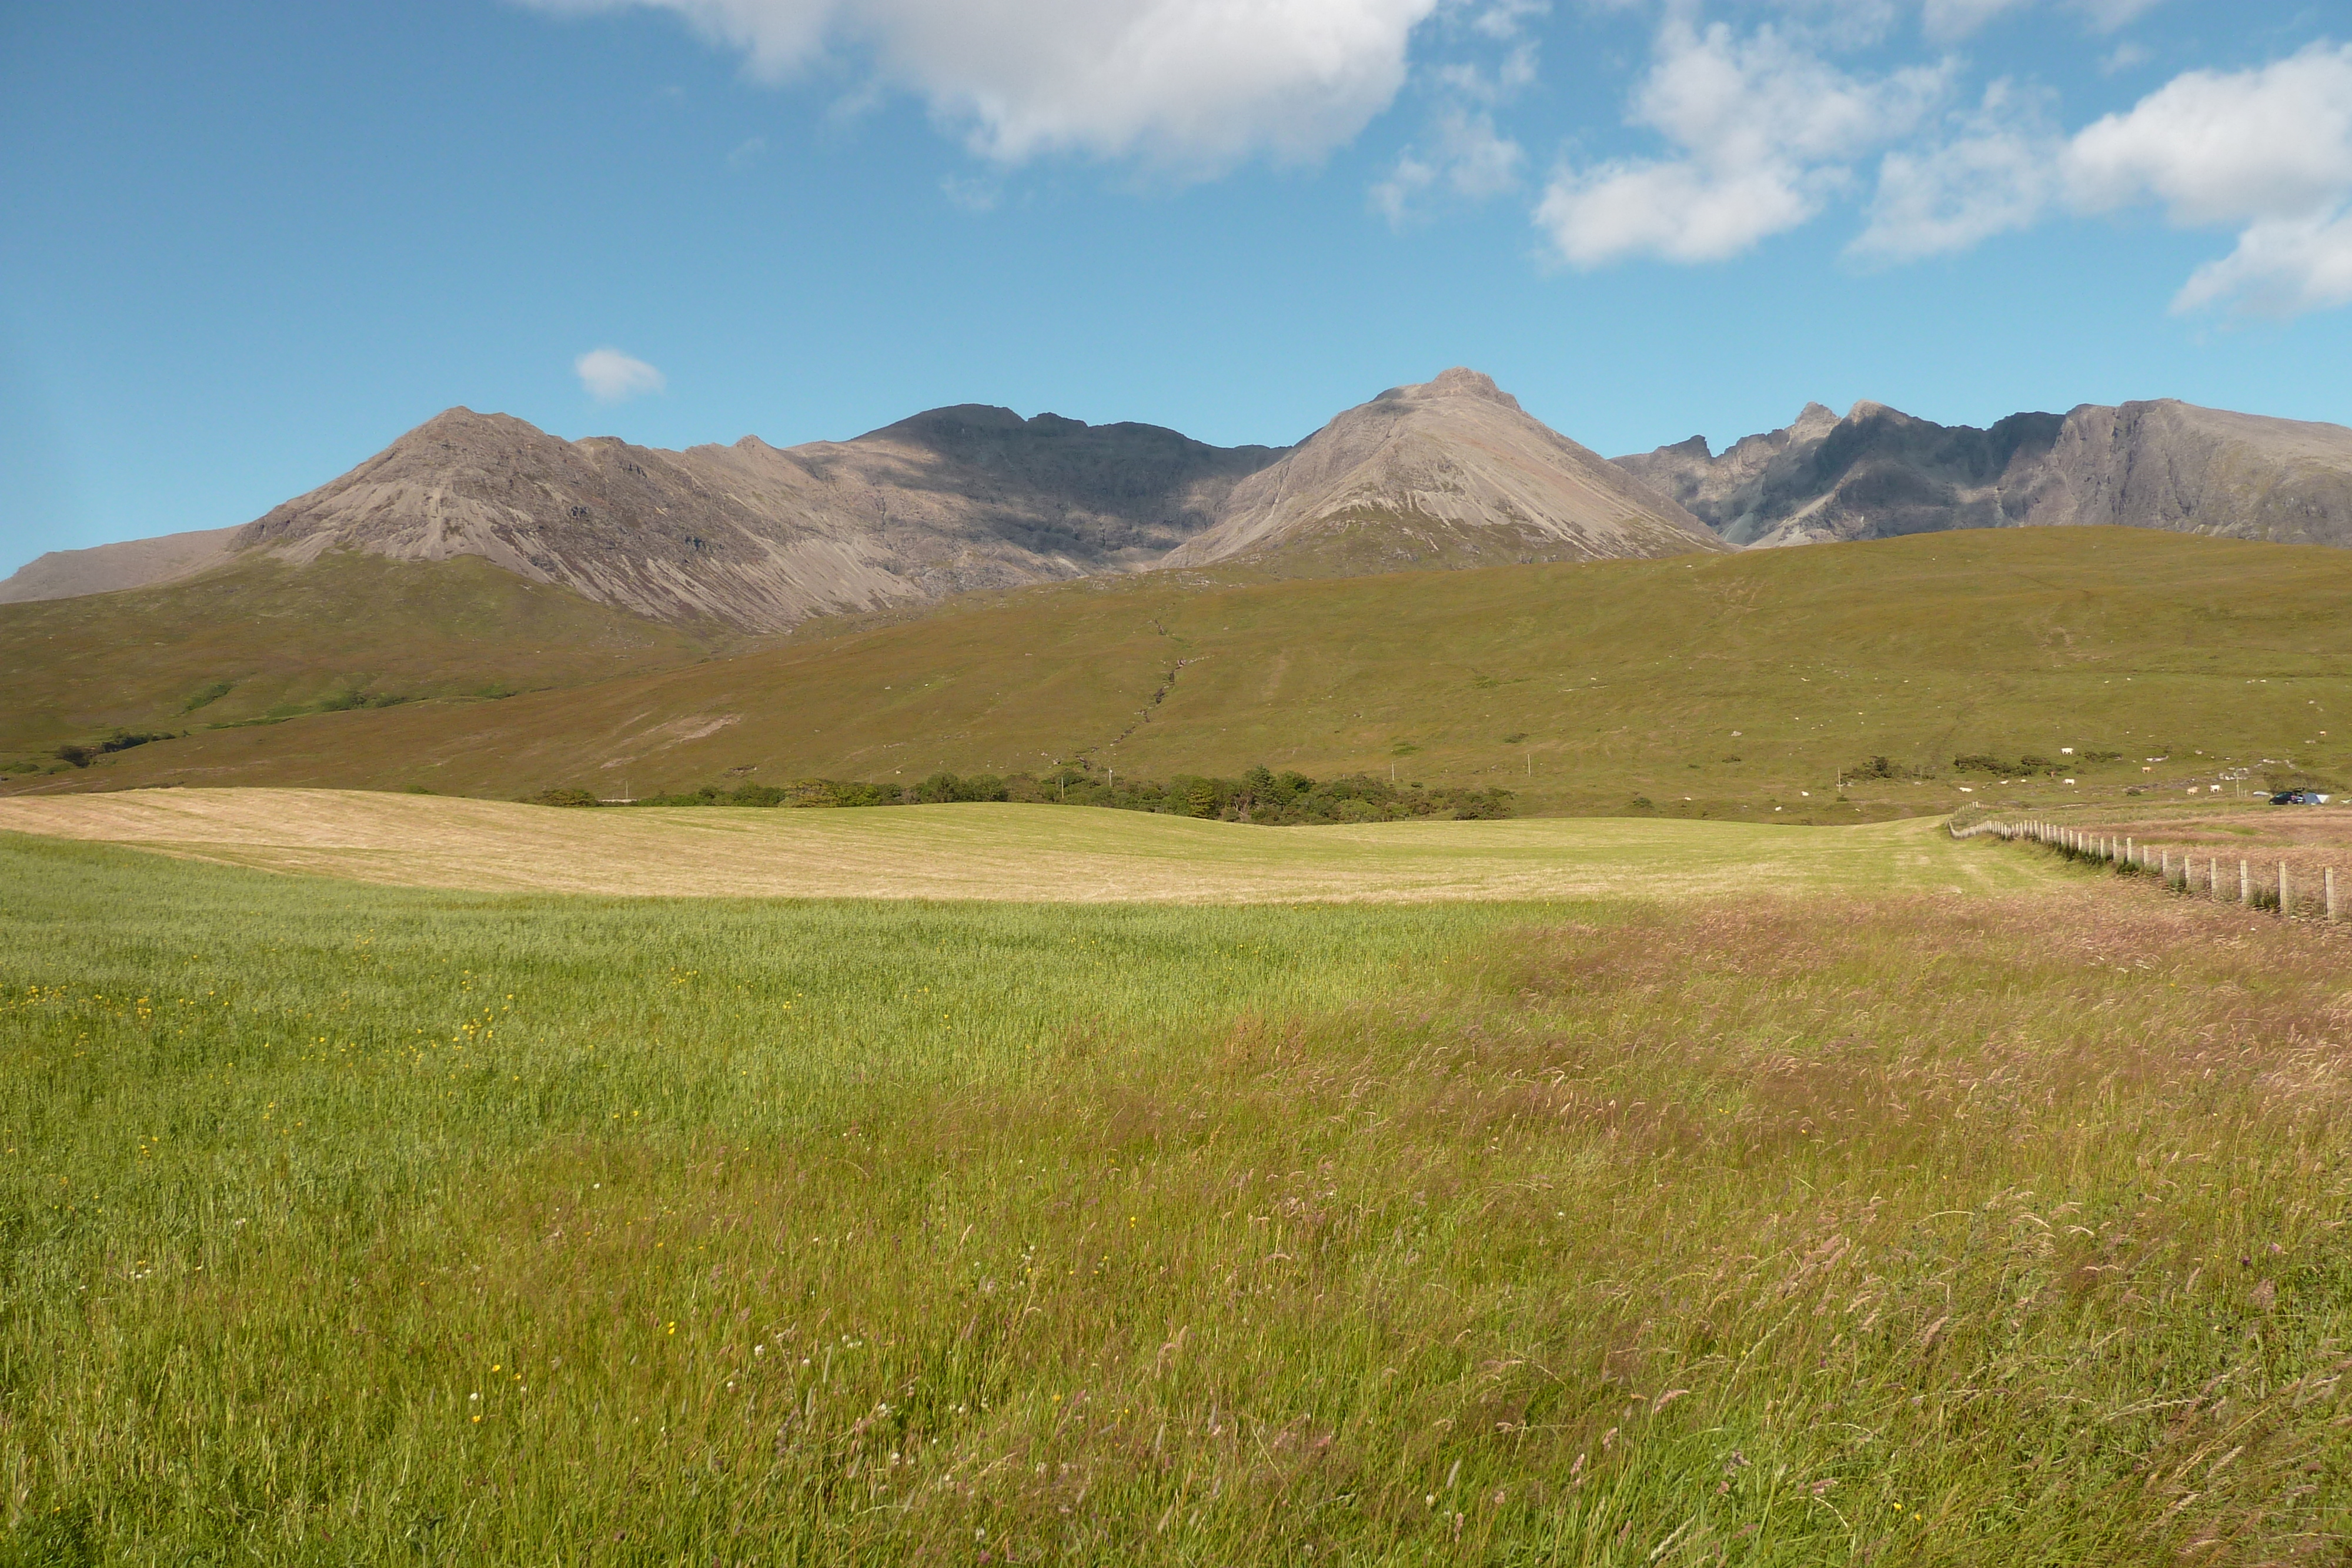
[2173,210,2352,316]
[2063,42,2352,315]
[1851,79,2059,260]
[1843,42,2352,317]
[1373,105,1524,223]
[1535,20,1946,266]
[2064,44,2352,226]
[726,135,767,168]
[525,0,1441,174]
[575,348,667,403]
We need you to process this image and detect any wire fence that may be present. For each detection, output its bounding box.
[1952,817,2343,919]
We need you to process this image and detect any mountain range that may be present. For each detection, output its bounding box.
[0,369,1717,630]
[1615,397,2352,550]
[7,370,2352,635]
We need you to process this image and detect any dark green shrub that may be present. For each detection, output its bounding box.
[521,787,600,807]
[55,730,178,768]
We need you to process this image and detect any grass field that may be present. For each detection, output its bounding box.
[0,790,2061,902]
[14,528,2352,819]
[0,551,726,761]
[6,807,2352,1563]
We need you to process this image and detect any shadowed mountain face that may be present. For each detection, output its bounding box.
[1167,369,1725,573]
[1618,399,2352,550]
[219,406,1285,631]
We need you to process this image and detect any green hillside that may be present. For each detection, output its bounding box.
[8,527,2350,818]
[0,550,727,759]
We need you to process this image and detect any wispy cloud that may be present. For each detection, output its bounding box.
[1850,79,2059,261]
[1535,19,1947,266]
[2071,0,2169,30]
[1369,0,1540,225]
[1852,41,2352,315]
[575,347,667,403]
[1373,106,1524,225]
[940,173,1000,212]
[2073,42,2352,314]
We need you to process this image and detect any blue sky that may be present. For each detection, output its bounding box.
[5,0,2350,576]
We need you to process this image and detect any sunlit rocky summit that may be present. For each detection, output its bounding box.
[1163,368,1721,573]
[10,369,2352,630]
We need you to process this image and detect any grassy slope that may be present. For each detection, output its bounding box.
[6,835,2351,1562]
[0,550,725,755]
[0,790,2063,901]
[12,528,2352,818]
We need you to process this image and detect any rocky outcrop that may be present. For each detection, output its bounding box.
[1616,399,2352,550]
[1165,369,1725,573]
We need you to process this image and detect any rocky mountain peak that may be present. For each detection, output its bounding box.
[1377,366,1524,413]
[1164,370,1718,573]
[399,406,542,444]
[861,404,1033,443]
[1792,402,1839,438]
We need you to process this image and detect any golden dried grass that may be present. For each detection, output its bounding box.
[0,787,2066,902]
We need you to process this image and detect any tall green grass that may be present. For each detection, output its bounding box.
[4,834,2348,1563]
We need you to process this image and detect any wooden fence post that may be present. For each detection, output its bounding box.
[2281,861,2291,918]
[2330,867,2339,921]
[2241,859,2252,906]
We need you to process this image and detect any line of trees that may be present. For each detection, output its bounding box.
[532,765,1514,823]
[1845,749,2129,783]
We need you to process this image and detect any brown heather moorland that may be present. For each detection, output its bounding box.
[10,528,2352,821]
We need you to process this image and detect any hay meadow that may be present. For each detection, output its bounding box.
[5,814,2352,1564]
